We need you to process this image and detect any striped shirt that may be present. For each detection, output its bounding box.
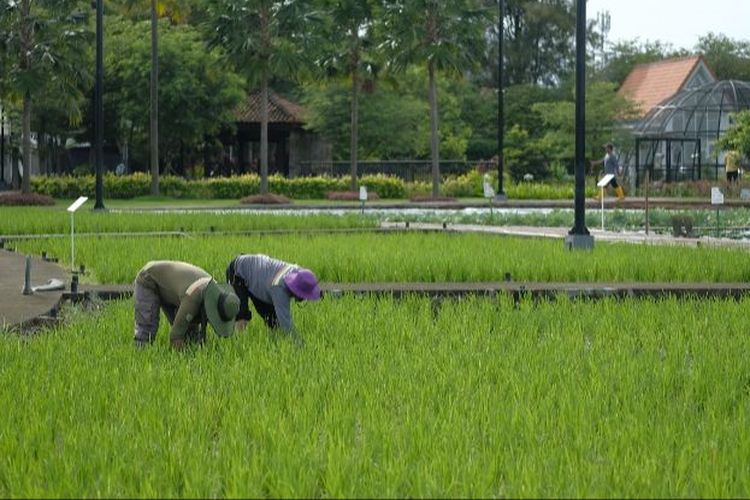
[232,254,298,331]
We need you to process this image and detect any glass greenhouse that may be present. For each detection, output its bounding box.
[632,80,750,184]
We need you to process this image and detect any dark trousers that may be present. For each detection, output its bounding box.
[605,176,619,188]
[133,275,205,346]
[226,258,279,329]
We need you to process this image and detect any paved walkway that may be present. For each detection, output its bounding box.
[0,250,68,330]
[381,222,750,249]
[111,197,750,211]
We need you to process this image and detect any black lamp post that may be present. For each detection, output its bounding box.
[494,0,507,201]
[93,0,105,210]
[564,0,593,250]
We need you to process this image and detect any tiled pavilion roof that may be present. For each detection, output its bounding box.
[234,89,306,124]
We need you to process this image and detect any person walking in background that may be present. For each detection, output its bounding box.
[591,143,625,200]
[226,254,322,345]
[725,149,740,183]
[133,260,239,350]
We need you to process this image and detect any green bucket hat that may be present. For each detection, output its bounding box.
[203,279,240,338]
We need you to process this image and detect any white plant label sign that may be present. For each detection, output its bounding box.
[67,196,88,213]
[359,186,368,201]
[483,180,495,199]
[711,187,724,205]
[597,174,615,188]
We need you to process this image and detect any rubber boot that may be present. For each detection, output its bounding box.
[615,186,625,200]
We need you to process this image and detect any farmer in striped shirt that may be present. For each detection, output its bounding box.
[225,254,322,343]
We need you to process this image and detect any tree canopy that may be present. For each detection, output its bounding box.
[2,0,750,189]
[103,17,245,172]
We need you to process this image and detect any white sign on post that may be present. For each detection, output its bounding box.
[596,174,615,231]
[359,186,368,201]
[483,180,495,199]
[711,187,724,205]
[67,196,88,272]
[596,174,615,188]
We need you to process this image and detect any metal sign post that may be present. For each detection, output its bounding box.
[645,170,650,235]
[597,174,615,231]
[67,196,88,272]
[483,177,496,217]
[711,187,724,237]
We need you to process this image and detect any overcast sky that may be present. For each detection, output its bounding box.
[587,0,750,51]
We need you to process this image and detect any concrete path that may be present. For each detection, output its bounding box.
[109,197,750,211]
[0,250,68,330]
[381,222,750,250]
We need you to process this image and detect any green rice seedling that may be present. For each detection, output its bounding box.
[0,207,379,236]
[13,231,750,285]
[1,295,750,497]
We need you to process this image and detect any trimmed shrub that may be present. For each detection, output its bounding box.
[240,193,292,205]
[326,191,381,201]
[359,174,406,199]
[0,192,55,206]
[410,194,458,203]
[30,173,408,200]
[442,170,484,198]
[30,171,602,201]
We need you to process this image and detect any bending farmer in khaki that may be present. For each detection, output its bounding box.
[134,260,240,350]
[226,254,322,345]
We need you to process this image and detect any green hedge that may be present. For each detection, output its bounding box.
[30,172,409,200]
[30,171,593,200]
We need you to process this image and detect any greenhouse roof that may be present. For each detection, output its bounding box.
[634,80,750,138]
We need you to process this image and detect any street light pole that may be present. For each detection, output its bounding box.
[94,0,105,210]
[565,0,593,250]
[494,0,507,201]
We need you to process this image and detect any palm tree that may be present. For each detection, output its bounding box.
[115,0,186,195]
[0,0,90,194]
[381,0,488,197]
[208,0,315,194]
[319,0,379,192]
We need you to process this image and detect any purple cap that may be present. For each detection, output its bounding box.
[283,269,321,301]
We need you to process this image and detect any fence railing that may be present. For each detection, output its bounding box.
[297,160,485,181]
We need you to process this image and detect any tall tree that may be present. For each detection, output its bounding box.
[696,33,750,82]
[208,0,315,194]
[318,0,379,191]
[717,110,750,160]
[381,0,487,197]
[104,17,245,172]
[532,81,638,169]
[594,39,685,87]
[113,0,186,195]
[503,0,575,86]
[0,0,90,193]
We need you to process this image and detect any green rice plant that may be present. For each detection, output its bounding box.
[9,202,750,240]
[1,295,749,497]
[12,232,750,285]
[0,208,379,236]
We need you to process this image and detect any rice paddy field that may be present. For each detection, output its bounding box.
[3,208,750,497]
